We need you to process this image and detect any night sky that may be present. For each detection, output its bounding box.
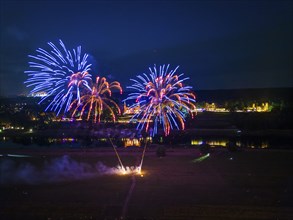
[0,0,292,97]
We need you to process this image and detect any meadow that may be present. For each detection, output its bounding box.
[1,146,293,219]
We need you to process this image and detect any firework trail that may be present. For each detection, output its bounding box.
[125,64,196,136]
[24,39,92,115]
[69,76,122,123]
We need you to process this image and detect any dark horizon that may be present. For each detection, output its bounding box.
[1,87,292,104]
[1,85,293,99]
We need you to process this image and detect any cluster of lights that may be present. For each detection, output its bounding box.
[2,126,25,130]
[116,165,144,177]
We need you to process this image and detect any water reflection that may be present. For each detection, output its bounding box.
[190,139,269,149]
[0,135,290,150]
[191,139,227,147]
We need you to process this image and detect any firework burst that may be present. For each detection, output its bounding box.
[69,77,122,123]
[24,40,92,115]
[125,64,196,136]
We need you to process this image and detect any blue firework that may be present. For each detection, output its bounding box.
[125,64,196,136]
[24,40,92,115]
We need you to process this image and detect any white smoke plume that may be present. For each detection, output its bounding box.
[0,155,128,185]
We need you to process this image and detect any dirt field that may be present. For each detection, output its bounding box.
[1,146,293,220]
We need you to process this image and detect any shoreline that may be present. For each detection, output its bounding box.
[1,144,293,157]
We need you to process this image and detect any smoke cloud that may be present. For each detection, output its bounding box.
[0,155,126,185]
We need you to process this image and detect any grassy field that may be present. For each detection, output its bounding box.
[1,146,293,219]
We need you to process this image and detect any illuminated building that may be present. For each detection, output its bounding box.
[122,137,152,147]
[204,103,228,112]
[27,92,48,97]
[123,102,140,115]
[123,138,141,147]
[247,102,270,112]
